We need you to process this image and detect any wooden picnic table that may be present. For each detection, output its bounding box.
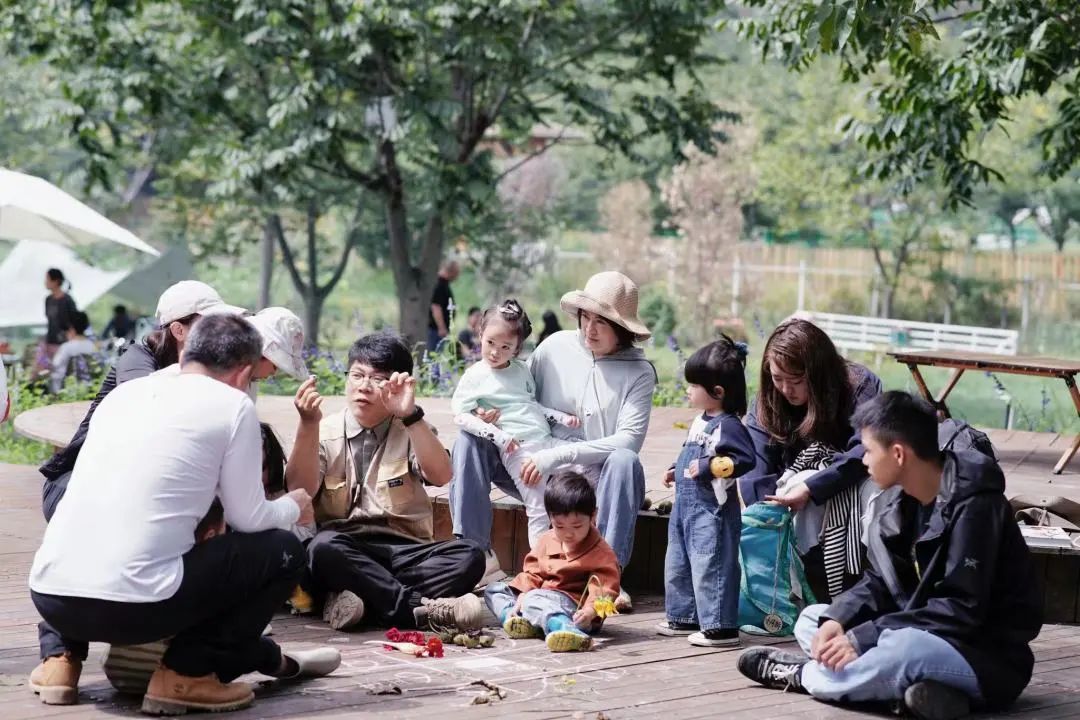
[890,349,1080,475]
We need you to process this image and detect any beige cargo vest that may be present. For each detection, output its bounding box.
[314,409,433,543]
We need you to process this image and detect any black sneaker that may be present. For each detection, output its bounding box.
[689,628,740,648]
[656,620,699,636]
[904,681,971,720]
[737,647,808,692]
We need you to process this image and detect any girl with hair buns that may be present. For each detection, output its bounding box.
[452,299,596,547]
[744,318,883,601]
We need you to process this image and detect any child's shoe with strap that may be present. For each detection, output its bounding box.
[544,616,593,652]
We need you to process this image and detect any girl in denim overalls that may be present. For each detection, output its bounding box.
[658,336,757,647]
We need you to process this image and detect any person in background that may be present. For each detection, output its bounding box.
[738,392,1042,720]
[102,305,136,343]
[537,310,562,346]
[49,311,96,393]
[1,356,9,424]
[428,260,460,352]
[456,306,482,360]
[247,306,309,390]
[43,268,79,356]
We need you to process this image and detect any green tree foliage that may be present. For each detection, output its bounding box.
[3,0,729,343]
[735,1,1080,207]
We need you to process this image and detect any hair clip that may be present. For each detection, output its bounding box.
[734,341,749,359]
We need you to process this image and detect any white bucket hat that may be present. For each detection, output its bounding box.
[559,271,652,342]
[156,281,246,326]
[248,307,309,380]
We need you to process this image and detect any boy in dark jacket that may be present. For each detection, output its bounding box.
[738,391,1042,720]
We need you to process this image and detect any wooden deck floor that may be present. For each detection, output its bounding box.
[3,455,1080,719]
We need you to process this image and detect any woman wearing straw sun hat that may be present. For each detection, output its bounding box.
[450,271,656,609]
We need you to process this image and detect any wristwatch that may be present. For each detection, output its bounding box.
[401,405,425,427]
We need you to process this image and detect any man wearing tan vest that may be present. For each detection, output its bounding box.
[287,333,486,633]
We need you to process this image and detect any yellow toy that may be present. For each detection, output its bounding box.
[710,455,735,478]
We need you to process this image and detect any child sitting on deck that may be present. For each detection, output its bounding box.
[657,336,757,648]
[484,470,620,653]
[451,299,594,546]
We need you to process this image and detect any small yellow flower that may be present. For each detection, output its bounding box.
[289,586,314,614]
[593,596,620,620]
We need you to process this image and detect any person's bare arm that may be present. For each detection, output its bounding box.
[285,376,323,496]
[409,420,452,487]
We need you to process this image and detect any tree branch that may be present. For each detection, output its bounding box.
[493,129,569,183]
[270,213,309,296]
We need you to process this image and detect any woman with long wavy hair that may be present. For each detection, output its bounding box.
[745,318,883,601]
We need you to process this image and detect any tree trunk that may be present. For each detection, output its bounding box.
[380,139,446,348]
[258,219,274,310]
[301,291,324,348]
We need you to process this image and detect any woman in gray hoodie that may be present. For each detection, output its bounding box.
[450,272,656,609]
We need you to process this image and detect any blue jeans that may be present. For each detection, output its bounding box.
[664,486,741,631]
[450,432,645,568]
[484,583,589,637]
[794,604,983,704]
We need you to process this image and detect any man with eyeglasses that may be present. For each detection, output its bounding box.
[285,333,486,634]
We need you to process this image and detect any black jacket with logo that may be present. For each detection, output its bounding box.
[822,450,1043,709]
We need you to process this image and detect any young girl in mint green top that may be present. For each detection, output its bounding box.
[451,300,595,545]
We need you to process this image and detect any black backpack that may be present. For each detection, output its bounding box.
[938,419,997,461]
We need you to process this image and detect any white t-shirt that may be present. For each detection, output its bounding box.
[29,371,299,603]
[49,337,97,393]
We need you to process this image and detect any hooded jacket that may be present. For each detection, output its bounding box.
[744,361,882,503]
[525,330,657,475]
[823,450,1043,709]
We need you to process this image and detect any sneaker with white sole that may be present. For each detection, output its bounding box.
[474,550,507,590]
[688,628,740,648]
[904,681,971,720]
[736,647,808,692]
[323,590,365,631]
[415,593,485,634]
[656,620,699,636]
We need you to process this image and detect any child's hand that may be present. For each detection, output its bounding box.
[512,594,525,616]
[573,606,597,629]
[687,461,700,479]
[505,438,521,455]
[663,468,675,487]
[564,415,581,429]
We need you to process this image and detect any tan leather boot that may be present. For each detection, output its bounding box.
[140,665,254,715]
[29,652,82,705]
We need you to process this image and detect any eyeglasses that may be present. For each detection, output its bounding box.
[346,372,389,389]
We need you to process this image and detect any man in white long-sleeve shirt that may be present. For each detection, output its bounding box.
[28,314,339,714]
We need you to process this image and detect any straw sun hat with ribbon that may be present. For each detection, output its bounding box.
[559,271,652,342]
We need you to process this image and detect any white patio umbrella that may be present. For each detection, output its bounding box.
[0,168,159,256]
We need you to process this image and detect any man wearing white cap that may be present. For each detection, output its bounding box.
[450,271,656,611]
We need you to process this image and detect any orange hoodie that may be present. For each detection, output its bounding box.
[509,526,621,607]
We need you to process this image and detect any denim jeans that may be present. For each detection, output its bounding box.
[794,604,983,704]
[483,583,590,637]
[450,432,645,567]
[664,485,741,631]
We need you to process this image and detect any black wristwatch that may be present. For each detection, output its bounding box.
[401,405,425,427]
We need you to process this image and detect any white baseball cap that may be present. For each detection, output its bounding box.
[155,281,246,326]
[248,306,309,380]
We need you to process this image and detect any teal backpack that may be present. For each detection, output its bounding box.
[738,502,817,636]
